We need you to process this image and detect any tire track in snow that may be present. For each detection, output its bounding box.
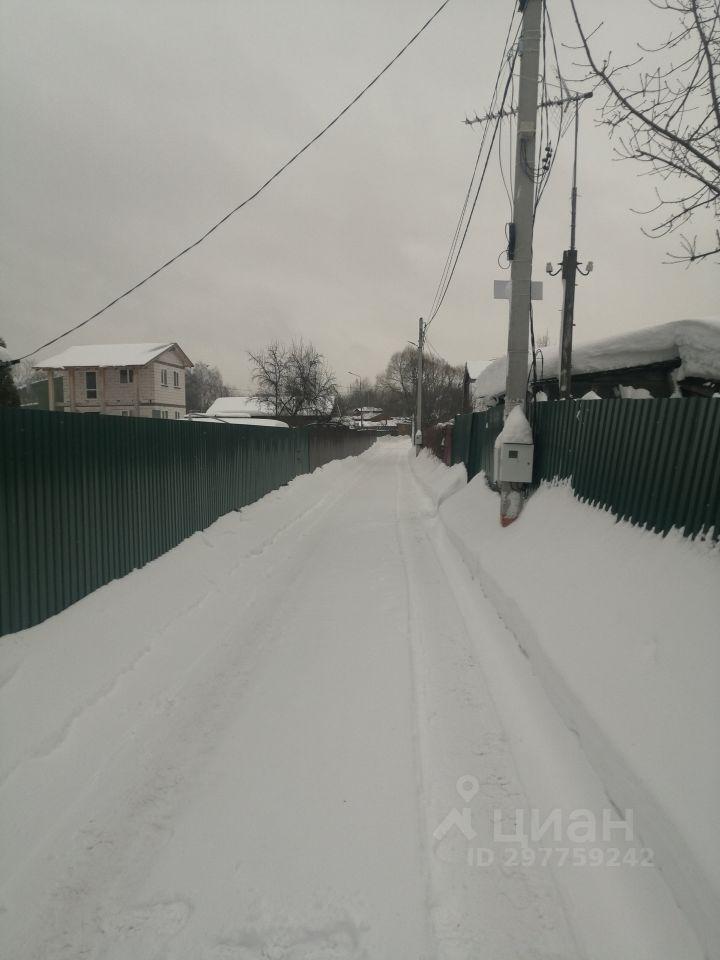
[396,453,580,959]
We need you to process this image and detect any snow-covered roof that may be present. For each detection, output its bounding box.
[474,319,720,399]
[465,360,494,380]
[185,415,288,429]
[34,342,192,369]
[206,395,335,417]
[205,396,273,417]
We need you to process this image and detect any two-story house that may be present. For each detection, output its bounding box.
[34,342,193,419]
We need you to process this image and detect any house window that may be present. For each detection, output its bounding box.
[152,409,161,419]
[119,369,134,384]
[173,370,180,388]
[85,371,97,399]
[121,411,129,417]
[160,368,168,387]
[174,411,181,419]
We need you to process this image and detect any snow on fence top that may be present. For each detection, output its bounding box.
[34,342,191,369]
[474,318,720,400]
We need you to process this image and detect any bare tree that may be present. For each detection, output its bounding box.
[340,376,380,417]
[423,356,464,424]
[249,339,338,418]
[247,341,287,415]
[376,346,463,425]
[569,0,720,263]
[376,347,418,417]
[185,362,234,413]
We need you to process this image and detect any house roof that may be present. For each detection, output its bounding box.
[185,415,288,429]
[205,396,273,417]
[34,342,193,370]
[473,318,720,399]
[465,360,494,380]
[206,395,335,417]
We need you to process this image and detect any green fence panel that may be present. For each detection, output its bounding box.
[530,398,720,539]
[451,414,473,468]
[0,411,372,636]
[450,399,719,540]
[451,407,504,482]
[469,406,504,482]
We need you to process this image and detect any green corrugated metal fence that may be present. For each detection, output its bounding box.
[452,398,720,539]
[532,398,720,538]
[452,405,504,481]
[0,410,373,636]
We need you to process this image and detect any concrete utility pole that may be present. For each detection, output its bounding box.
[500,0,543,523]
[415,317,424,456]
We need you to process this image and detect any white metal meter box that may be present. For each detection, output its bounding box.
[494,440,534,483]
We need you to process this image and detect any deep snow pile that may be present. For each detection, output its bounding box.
[474,318,720,399]
[413,452,720,957]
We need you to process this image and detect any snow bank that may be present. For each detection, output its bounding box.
[412,460,720,958]
[0,453,372,880]
[474,318,720,399]
[409,448,466,509]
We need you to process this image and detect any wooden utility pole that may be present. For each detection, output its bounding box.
[559,98,580,399]
[500,0,543,523]
[549,93,593,399]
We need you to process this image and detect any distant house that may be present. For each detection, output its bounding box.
[205,395,335,427]
[34,343,193,419]
[471,319,720,408]
[462,360,494,412]
[351,406,385,427]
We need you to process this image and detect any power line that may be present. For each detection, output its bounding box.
[12,0,455,364]
[425,9,520,329]
[426,34,520,330]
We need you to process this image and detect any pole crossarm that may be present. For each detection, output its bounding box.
[463,90,592,127]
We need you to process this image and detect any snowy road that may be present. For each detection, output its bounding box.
[0,439,704,959]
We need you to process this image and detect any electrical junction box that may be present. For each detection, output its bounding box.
[494,440,534,484]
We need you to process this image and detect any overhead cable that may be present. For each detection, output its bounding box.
[13,0,455,363]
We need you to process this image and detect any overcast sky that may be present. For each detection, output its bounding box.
[1,0,717,391]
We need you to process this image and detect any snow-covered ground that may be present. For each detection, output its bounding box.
[0,439,712,959]
[413,449,720,959]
